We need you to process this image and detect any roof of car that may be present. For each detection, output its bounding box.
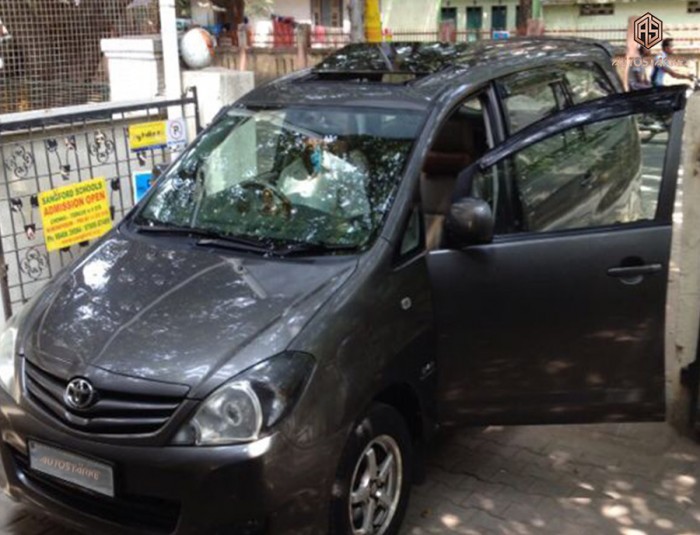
[237,38,617,111]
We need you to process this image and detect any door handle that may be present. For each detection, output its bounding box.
[607,263,663,278]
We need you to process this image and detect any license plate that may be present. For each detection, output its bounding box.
[28,441,114,497]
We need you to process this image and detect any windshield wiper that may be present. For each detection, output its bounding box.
[133,223,274,255]
[133,223,197,236]
[133,223,359,257]
[195,237,275,255]
[277,242,361,257]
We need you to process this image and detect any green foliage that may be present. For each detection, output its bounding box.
[176,0,190,17]
[244,0,274,18]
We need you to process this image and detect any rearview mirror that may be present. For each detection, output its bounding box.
[446,197,494,246]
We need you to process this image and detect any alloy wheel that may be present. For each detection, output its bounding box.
[348,434,403,535]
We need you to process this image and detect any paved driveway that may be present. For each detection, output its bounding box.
[403,423,700,535]
[0,423,698,534]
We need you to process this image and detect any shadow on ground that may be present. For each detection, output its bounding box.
[403,423,700,534]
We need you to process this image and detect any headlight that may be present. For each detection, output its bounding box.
[0,325,17,395]
[172,352,315,446]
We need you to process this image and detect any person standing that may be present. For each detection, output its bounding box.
[629,45,652,91]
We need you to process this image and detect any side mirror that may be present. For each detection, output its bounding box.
[446,197,494,246]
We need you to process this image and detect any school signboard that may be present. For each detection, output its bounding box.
[38,178,112,251]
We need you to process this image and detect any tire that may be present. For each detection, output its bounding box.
[330,404,413,535]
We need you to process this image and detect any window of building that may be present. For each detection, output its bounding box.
[466,7,483,41]
[689,1,700,13]
[312,0,344,27]
[441,7,457,22]
[579,3,614,16]
[492,5,507,31]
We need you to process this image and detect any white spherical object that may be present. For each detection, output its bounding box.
[181,28,215,69]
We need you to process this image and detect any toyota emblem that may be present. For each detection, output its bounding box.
[64,378,95,410]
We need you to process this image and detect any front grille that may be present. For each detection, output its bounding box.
[24,360,184,435]
[11,447,180,533]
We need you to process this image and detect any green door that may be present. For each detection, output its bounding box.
[441,7,457,22]
[492,5,507,31]
[467,7,483,41]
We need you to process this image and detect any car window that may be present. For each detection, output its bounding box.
[471,110,672,234]
[399,207,422,257]
[137,106,425,249]
[499,69,566,134]
[564,63,615,104]
[499,64,615,136]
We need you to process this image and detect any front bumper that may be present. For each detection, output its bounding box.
[0,388,342,535]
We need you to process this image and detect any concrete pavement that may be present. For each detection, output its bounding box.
[0,423,698,534]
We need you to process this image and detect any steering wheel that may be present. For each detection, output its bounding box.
[236,180,293,219]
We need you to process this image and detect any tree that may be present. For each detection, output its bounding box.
[218,0,273,27]
[517,0,532,36]
[243,0,273,18]
[176,0,190,17]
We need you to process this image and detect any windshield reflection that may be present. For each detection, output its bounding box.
[134,106,424,251]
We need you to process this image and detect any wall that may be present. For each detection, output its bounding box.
[441,0,700,33]
[259,0,442,33]
[544,1,700,29]
[182,68,254,126]
[439,0,519,32]
[383,0,441,32]
[667,91,700,432]
[270,0,312,22]
[190,2,215,27]
[214,46,332,85]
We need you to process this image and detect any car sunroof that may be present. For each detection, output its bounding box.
[312,42,474,80]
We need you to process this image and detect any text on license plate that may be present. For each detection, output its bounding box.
[28,441,114,497]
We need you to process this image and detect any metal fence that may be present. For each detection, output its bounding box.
[310,28,350,48]
[249,24,700,50]
[0,92,200,317]
[0,0,160,114]
[544,26,700,50]
[543,27,627,46]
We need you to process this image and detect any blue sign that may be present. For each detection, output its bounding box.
[493,30,510,40]
[132,171,153,203]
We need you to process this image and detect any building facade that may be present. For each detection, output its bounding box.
[263,0,441,32]
[440,0,700,33]
[193,0,700,44]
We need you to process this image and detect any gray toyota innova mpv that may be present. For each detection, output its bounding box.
[0,39,688,534]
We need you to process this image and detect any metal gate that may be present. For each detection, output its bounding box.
[0,90,200,318]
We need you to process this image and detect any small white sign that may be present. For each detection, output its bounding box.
[167,117,187,150]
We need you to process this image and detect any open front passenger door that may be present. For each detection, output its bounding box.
[429,86,687,426]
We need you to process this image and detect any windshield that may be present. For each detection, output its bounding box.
[135,106,424,250]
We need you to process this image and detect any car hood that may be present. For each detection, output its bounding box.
[21,231,357,394]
